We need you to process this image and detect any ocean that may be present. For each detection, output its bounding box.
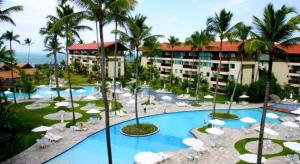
[15,52,67,65]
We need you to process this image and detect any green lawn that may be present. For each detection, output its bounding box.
[2,99,122,162]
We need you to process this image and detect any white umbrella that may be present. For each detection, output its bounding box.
[77,89,86,93]
[283,142,300,152]
[240,117,256,124]
[296,116,300,121]
[266,113,279,119]
[204,95,214,99]
[84,95,97,100]
[282,121,299,128]
[31,94,43,99]
[134,152,163,164]
[122,93,131,97]
[55,101,70,107]
[4,90,12,94]
[32,126,52,132]
[291,109,300,115]
[239,94,249,99]
[58,110,65,123]
[205,127,224,135]
[239,154,266,163]
[161,95,172,101]
[182,138,204,148]
[209,119,225,126]
[86,109,100,114]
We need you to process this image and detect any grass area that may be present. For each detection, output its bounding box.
[191,103,201,107]
[210,112,240,119]
[2,99,122,162]
[121,123,158,136]
[63,73,96,86]
[197,125,209,133]
[235,137,300,164]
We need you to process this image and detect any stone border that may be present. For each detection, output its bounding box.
[120,127,160,137]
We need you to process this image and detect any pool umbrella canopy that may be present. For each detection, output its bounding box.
[161,95,172,101]
[31,94,43,99]
[134,152,163,164]
[209,119,225,126]
[282,121,299,128]
[291,109,300,115]
[32,126,52,132]
[205,127,224,135]
[296,116,300,121]
[77,89,86,93]
[239,94,249,98]
[239,154,266,163]
[84,95,97,100]
[283,142,300,152]
[182,138,204,148]
[86,109,100,114]
[4,90,12,94]
[240,117,256,124]
[266,113,279,119]
[122,93,131,97]
[204,95,214,99]
[55,101,70,107]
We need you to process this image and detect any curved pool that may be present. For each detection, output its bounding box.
[46,108,284,164]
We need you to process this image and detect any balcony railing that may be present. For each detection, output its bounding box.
[161,54,172,58]
[211,77,228,83]
[212,56,230,61]
[161,71,171,75]
[289,79,300,84]
[183,65,197,69]
[183,56,199,60]
[289,69,300,74]
[183,74,192,78]
[161,63,172,67]
[211,67,229,72]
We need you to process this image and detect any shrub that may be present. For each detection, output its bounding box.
[121,123,158,136]
[53,96,65,101]
[210,112,239,119]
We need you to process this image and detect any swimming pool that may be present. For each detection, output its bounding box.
[46,108,285,164]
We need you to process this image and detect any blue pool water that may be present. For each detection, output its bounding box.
[46,108,285,164]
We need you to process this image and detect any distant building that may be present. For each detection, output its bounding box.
[68,42,127,78]
[141,42,300,92]
[0,63,35,89]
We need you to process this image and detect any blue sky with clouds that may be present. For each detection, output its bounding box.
[0,0,299,53]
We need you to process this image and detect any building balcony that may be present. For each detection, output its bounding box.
[161,63,172,67]
[161,54,172,58]
[183,65,197,69]
[289,79,300,84]
[212,56,230,61]
[183,56,199,60]
[211,67,229,72]
[289,69,300,74]
[183,74,192,78]
[161,71,171,75]
[211,77,228,83]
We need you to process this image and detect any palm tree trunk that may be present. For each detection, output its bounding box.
[134,47,140,126]
[113,21,118,115]
[196,52,201,100]
[27,45,30,64]
[227,54,243,114]
[53,52,61,98]
[99,20,113,164]
[148,60,152,102]
[257,54,273,163]
[212,39,223,116]
[9,41,17,104]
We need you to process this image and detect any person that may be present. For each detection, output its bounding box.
[143,104,147,113]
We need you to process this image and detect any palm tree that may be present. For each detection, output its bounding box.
[108,0,136,114]
[40,15,62,98]
[244,4,300,163]
[0,45,12,105]
[0,5,23,25]
[207,9,236,116]
[1,30,20,104]
[185,30,214,100]
[227,23,252,114]
[167,36,180,85]
[53,1,91,124]
[23,38,33,64]
[118,14,159,126]
[19,69,34,99]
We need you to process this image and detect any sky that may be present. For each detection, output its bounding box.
[0,0,299,53]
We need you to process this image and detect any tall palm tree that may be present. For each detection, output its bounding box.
[167,36,180,85]
[40,15,62,98]
[118,14,159,126]
[108,0,136,114]
[70,1,116,163]
[53,1,92,124]
[185,30,214,100]
[207,9,236,116]
[1,30,20,104]
[23,38,33,64]
[244,4,300,163]
[227,23,252,114]
[0,5,23,25]
[0,45,13,105]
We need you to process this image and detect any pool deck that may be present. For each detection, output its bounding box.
[2,102,295,164]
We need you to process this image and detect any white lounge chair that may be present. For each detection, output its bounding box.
[45,133,63,142]
[116,110,127,117]
[176,102,188,107]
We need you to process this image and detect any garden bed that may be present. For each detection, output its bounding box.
[121,123,159,136]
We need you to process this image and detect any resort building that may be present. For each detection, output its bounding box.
[0,63,35,89]
[141,42,300,92]
[68,42,127,79]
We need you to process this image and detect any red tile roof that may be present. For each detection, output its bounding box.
[68,41,127,50]
[277,44,300,55]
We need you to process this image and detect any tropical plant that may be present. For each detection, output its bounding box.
[244,3,300,163]
[0,45,13,105]
[23,38,33,64]
[18,69,34,99]
[1,30,20,104]
[167,36,180,85]
[207,9,236,116]
[0,5,23,25]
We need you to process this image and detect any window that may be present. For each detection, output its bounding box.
[199,52,212,60]
[206,72,210,77]
[230,64,235,69]
[229,75,234,80]
[175,69,178,73]
[180,70,182,73]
